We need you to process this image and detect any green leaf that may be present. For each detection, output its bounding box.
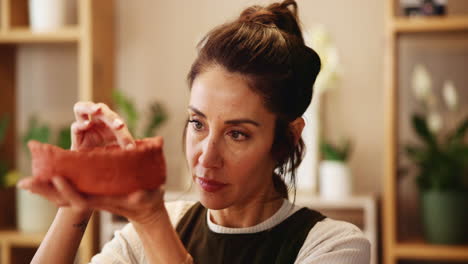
[143,102,168,138]
[4,170,20,187]
[408,113,468,191]
[112,90,139,136]
[320,139,352,162]
[57,126,72,149]
[0,115,9,145]
[411,114,437,149]
[320,140,347,161]
[453,116,468,138]
[341,140,353,161]
[447,116,468,146]
[0,160,8,187]
[405,145,428,164]
[415,149,465,191]
[22,116,50,154]
[416,171,430,190]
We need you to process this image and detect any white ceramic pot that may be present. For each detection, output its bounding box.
[28,0,76,32]
[319,160,352,200]
[16,188,57,233]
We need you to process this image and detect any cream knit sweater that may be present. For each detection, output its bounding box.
[90,200,370,264]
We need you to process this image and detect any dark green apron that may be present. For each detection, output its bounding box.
[176,202,325,264]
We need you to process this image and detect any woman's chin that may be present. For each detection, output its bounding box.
[196,188,230,210]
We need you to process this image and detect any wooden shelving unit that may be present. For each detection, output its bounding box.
[394,241,468,261]
[383,1,468,264]
[390,16,468,33]
[0,0,114,263]
[0,27,80,43]
[0,231,45,264]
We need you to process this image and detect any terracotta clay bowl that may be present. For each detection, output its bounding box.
[28,137,166,195]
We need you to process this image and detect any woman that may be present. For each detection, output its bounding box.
[18,1,370,263]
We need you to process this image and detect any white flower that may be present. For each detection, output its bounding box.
[326,46,340,72]
[304,25,341,95]
[442,80,458,111]
[306,24,330,56]
[428,112,442,134]
[411,64,432,102]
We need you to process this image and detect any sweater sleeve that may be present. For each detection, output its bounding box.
[89,200,195,264]
[294,218,371,264]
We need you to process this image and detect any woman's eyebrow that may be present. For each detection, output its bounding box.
[188,106,206,118]
[188,106,260,127]
[225,119,260,127]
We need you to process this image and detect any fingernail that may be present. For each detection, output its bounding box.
[83,120,90,126]
[125,143,136,150]
[17,180,26,189]
[113,119,124,129]
[91,105,101,114]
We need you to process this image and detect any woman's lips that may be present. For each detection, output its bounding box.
[196,177,228,193]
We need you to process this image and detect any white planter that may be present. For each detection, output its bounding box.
[16,188,57,233]
[296,93,322,193]
[29,0,76,32]
[319,160,352,200]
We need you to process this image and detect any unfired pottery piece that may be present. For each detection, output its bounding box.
[28,137,166,195]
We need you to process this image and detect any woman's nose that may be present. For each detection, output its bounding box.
[198,136,222,169]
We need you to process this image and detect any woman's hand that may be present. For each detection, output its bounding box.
[20,102,178,264]
[18,102,167,225]
[70,101,135,151]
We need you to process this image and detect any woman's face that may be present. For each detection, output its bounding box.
[186,66,277,210]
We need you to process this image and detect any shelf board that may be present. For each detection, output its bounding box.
[295,194,375,209]
[0,230,45,247]
[395,240,468,261]
[0,27,80,44]
[390,16,468,33]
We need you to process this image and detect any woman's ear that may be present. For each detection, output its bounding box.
[290,117,305,145]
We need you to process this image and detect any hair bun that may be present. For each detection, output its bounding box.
[290,45,321,117]
[238,0,303,40]
[239,7,276,26]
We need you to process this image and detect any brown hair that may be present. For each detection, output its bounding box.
[185,0,321,199]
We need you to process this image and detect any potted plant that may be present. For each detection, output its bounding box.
[318,138,353,200]
[405,65,468,245]
[28,0,76,32]
[296,24,341,193]
[16,116,71,233]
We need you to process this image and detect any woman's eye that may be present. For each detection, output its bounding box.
[188,120,203,131]
[229,130,249,141]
